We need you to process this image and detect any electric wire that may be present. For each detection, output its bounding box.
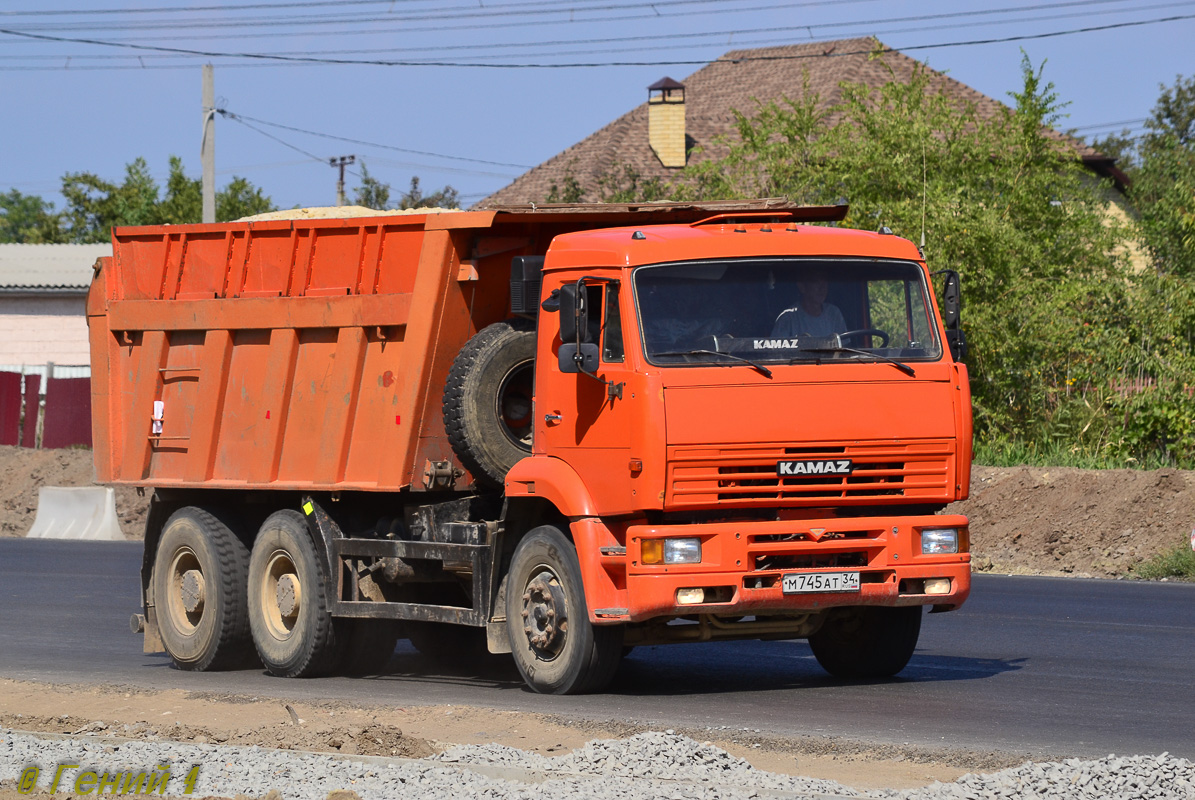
[6,0,1190,61]
[215,110,530,169]
[3,13,1194,69]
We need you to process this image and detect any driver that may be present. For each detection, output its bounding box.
[771,273,845,338]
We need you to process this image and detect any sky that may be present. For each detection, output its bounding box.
[1,0,1192,212]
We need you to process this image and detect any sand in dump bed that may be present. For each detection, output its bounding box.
[236,205,458,222]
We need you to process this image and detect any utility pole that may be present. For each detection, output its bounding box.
[201,64,216,223]
[330,155,355,206]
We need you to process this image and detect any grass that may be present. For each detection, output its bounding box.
[973,438,1181,471]
[1132,543,1195,581]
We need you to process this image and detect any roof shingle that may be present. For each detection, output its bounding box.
[478,37,1119,206]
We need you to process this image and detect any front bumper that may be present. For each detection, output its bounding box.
[618,514,970,623]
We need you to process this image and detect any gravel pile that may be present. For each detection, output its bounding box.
[880,753,1195,800]
[4,727,1194,800]
[438,730,860,796]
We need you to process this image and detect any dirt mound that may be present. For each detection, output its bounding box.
[0,711,432,759]
[2,446,1192,578]
[951,466,1195,577]
[0,446,148,538]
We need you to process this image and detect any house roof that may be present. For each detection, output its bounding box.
[478,37,1124,206]
[0,243,110,293]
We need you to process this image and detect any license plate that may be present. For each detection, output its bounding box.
[782,571,861,594]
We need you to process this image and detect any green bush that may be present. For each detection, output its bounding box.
[1132,542,1195,581]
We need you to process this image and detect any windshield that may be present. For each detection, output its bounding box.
[634,258,941,365]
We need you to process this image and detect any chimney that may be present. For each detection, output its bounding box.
[648,77,686,168]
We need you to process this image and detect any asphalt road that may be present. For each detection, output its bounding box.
[2,538,1193,760]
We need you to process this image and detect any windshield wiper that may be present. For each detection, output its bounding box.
[654,349,774,379]
[794,345,916,377]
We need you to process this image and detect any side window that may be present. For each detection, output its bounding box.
[602,282,625,362]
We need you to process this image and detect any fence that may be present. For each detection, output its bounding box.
[0,370,91,449]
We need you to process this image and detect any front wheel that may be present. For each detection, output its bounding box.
[505,525,622,694]
[808,605,921,679]
[248,510,341,678]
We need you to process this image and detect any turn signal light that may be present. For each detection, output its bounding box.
[642,539,664,565]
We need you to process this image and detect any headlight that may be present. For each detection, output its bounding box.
[642,538,702,565]
[921,528,959,555]
[665,538,702,564]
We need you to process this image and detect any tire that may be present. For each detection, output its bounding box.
[153,507,253,671]
[248,510,341,678]
[406,622,489,661]
[505,525,623,694]
[338,620,402,676]
[808,606,922,679]
[444,319,536,487]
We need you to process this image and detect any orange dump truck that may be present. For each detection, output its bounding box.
[88,201,972,694]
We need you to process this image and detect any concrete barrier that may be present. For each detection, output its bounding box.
[26,487,125,541]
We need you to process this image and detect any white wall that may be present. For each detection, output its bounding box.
[0,295,90,367]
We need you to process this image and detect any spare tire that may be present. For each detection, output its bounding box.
[444,319,536,487]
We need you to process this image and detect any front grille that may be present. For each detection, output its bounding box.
[666,441,954,509]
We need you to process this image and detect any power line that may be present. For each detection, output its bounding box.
[215,109,530,169]
[0,0,414,16]
[0,0,809,33]
[3,13,1194,69]
[217,111,523,179]
[222,115,326,163]
[1072,118,1149,130]
[0,0,960,46]
[7,0,1184,60]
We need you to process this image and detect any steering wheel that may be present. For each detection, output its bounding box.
[838,328,890,347]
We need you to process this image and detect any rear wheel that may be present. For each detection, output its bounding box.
[808,606,922,679]
[505,525,622,694]
[248,510,341,678]
[153,507,253,671]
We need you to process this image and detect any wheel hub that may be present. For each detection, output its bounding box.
[275,573,301,618]
[180,569,205,614]
[521,570,568,654]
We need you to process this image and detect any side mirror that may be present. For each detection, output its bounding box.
[558,343,600,374]
[941,270,961,330]
[558,281,591,344]
[945,328,968,362]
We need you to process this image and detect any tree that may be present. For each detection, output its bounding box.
[60,157,161,243]
[0,189,67,243]
[353,162,391,210]
[49,157,277,240]
[157,156,202,225]
[398,176,459,210]
[608,55,1195,464]
[351,167,459,211]
[1132,75,1195,277]
[217,176,275,221]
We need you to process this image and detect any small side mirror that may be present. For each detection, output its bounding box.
[558,343,600,374]
[941,270,961,330]
[945,328,967,362]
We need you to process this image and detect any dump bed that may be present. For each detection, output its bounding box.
[88,201,841,493]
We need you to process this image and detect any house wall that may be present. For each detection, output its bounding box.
[0,295,90,367]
